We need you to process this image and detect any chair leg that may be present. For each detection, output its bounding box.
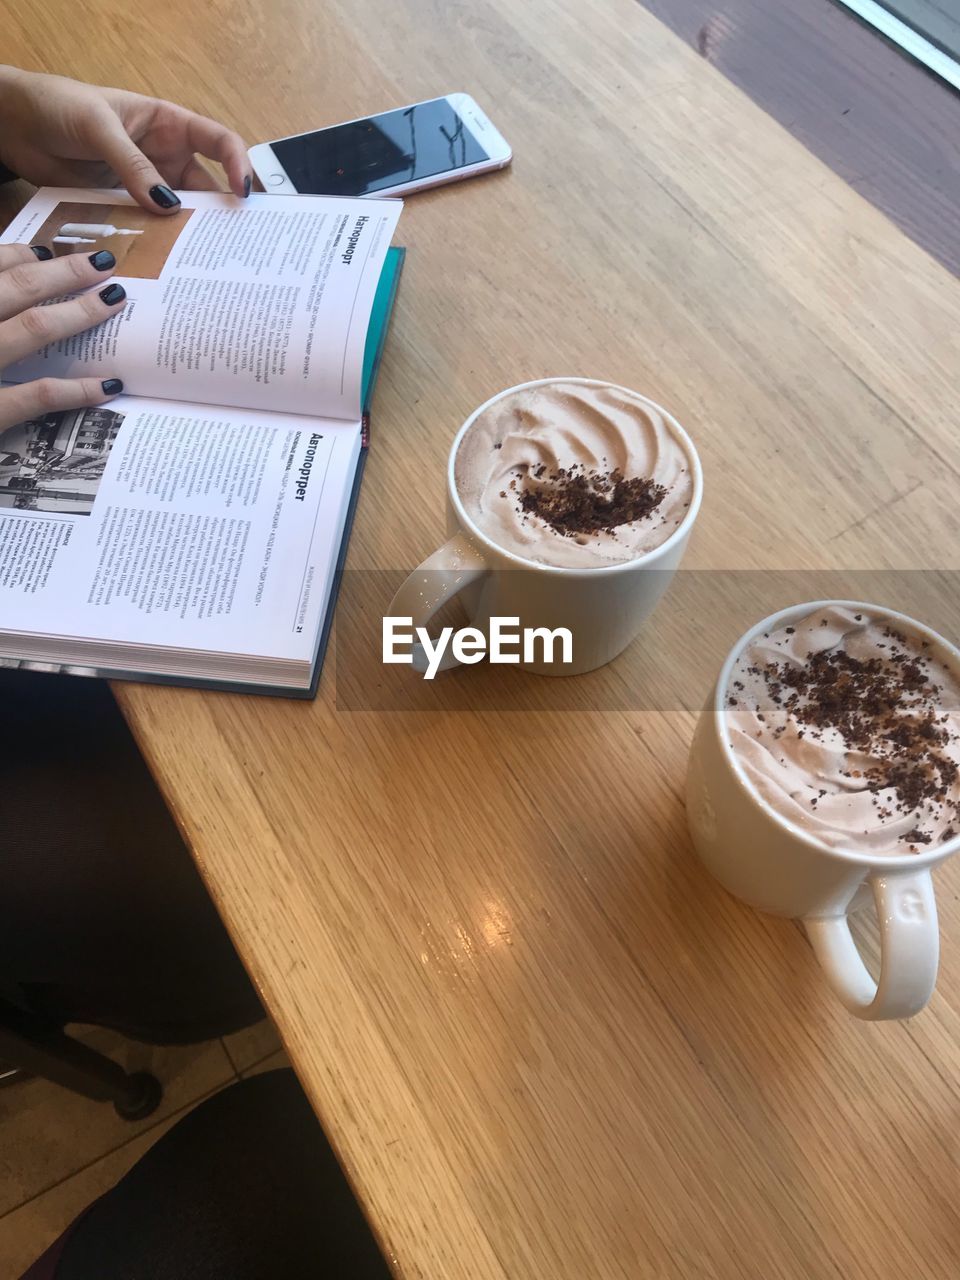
[0,995,162,1119]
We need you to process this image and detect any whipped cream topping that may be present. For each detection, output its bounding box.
[454,381,693,568]
[725,605,960,854]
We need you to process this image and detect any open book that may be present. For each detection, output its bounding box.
[0,187,403,695]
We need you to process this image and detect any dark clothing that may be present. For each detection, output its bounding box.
[23,1069,393,1280]
[0,668,261,1042]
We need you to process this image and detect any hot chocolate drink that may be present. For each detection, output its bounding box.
[725,605,960,853]
[453,381,694,569]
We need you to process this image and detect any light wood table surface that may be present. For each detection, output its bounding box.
[4,0,960,1276]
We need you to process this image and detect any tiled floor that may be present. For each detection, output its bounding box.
[0,1017,288,1277]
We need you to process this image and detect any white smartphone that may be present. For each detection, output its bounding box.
[248,93,512,198]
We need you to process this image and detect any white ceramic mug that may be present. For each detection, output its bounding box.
[686,600,960,1020]
[388,378,703,676]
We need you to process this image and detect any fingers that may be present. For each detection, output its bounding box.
[0,376,123,432]
[185,112,253,198]
[80,92,251,206]
[179,157,223,192]
[82,103,182,214]
[0,244,46,272]
[0,249,119,323]
[0,283,126,367]
[83,91,251,203]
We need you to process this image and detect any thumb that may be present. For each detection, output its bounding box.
[86,106,182,214]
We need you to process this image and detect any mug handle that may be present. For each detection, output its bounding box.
[387,533,488,674]
[804,868,939,1020]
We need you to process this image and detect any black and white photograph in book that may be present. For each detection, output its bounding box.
[0,406,123,515]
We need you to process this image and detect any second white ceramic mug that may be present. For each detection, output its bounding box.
[686,600,960,1021]
[388,378,703,676]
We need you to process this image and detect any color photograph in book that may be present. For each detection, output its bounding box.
[0,187,403,421]
[29,201,194,278]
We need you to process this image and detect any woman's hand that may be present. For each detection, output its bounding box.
[0,66,252,213]
[0,244,127,429]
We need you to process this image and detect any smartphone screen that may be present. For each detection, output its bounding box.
[272,98,490,196]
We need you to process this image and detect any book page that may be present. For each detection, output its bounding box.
[0,189,401,420]
[0,395,360,664]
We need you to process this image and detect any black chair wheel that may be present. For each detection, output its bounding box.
[114,1070,163,1120]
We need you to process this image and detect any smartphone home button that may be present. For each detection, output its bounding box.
[268,173,286,186]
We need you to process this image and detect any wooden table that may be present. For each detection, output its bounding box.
[5,0,960,1275]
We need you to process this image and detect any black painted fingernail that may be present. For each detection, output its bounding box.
[243,174,252,198]
[31,245,53,261]
[101,378,123,395]
[149,184,180,209]
[90,250,116,271]
[99,283,126,306]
